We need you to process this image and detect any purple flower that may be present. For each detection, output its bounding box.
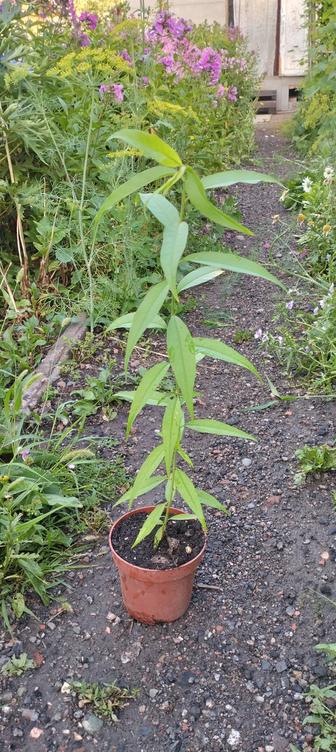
[227,85,238,102]
[286,300,294,310]
[99,82,124,102]
[119,48,132,64]
[80,33,91,47]
[142,76,149,86]
[21,448,30,462]
[79,11,98,31]
[216,84,225,98]
[254,328,263,340]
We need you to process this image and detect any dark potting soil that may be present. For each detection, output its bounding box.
[112,512,205,569]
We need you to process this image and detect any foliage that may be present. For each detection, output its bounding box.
[269,160,335,393]
[0,0,259,344]
[0,370,128,628]
[71,680,136,722]
[101,128,281,546]
[294,441,336,485]
[1,652,36,676]
[293,2,336,156]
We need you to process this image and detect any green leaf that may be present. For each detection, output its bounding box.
[170,513,197,521]
[202,170,282,190]
[115,475,166,507]
[184,251,285,289]
[175,468,206,530]
[167,316,196,417]
[107,312,166,332]
[116,390,170,407]
[177,266,223,293]
[161,221,189,298]
[126,362,170,435]
[197,488,228,513]
[111,129,182,167]
[185,167,253,235]
[139,193,179,225]
[194,337,260,378]
[122,444,165,506]
[132,503,166,547]
[187,418,256,441]
[94,166,174,224]
[162,397,184,473]
[125,281,169,369]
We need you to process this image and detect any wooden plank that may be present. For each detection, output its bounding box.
[279,0,308,76]
[233,0,278,77]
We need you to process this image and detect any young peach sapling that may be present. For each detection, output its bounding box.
[95,129,284,548]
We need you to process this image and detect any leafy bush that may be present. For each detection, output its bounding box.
[0,0,258,338]
[293,1,336,156]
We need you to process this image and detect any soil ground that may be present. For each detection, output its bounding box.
[1,125,336,752]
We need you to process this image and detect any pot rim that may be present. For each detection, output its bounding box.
[109,505,207,575]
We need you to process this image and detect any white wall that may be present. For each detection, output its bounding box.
[128,0,228,25]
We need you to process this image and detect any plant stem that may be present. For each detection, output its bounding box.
[163,450,177,535]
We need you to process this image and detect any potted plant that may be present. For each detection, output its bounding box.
[95,129,283,624]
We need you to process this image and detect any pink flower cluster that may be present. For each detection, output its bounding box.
[145,11,240,99]
[79,11,98,31]
[99,82,124,102]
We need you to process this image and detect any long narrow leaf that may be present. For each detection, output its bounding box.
[116,390,170,407]
[126,362,170,435]
[187,418,256,441]
[111,129,182,167]
[202,170,282,190]
[140,193,179,225]
[125,281,169,369]
[177,267,223,293]
[161,221,189,298]
[114,475,166,507]
[167,316,196,416]
[185,167,253,235]
[197,488,228,513]
[132,503,166,548]
[107,312,166,331]
[194,337,260,378]
[175,469,206,530]
[123,444,165,506]
[184,251,285,289]
[94,166,174,224]
[161,397,183,473]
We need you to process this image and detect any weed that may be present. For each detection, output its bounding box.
[71,680,137,722]
[233,328,253,344]
[295,442,336,485]
[1,652,36,677]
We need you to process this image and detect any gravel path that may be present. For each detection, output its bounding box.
[1,125,336,752]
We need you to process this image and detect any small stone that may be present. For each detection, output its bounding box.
[276,660,287,673]
[82,713,104,734]
[22,709,39,722]
[61,682,71,694]
[149,689,159,699]
[13,729,23,737]
[30,727,44,739]
[242,458,252,467]
[286,606,295,616]
[227,728,241,748]
[265,747,274,752]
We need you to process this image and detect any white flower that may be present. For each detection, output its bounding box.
[324,166,334,184]
[278,336,283,344]
[286,300,294,310]
[313,306,319,315]
[302,177,313,193]
[319,299,325,309]
[262,333,269,343]
[328,283,334,295]
[254,328,263,340]
[68,463,75,470]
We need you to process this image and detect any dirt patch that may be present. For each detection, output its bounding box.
[1,126,336,752]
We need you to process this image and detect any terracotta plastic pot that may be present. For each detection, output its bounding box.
[109,506,206,624]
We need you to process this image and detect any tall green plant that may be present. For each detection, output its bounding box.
[95,129,284,546]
